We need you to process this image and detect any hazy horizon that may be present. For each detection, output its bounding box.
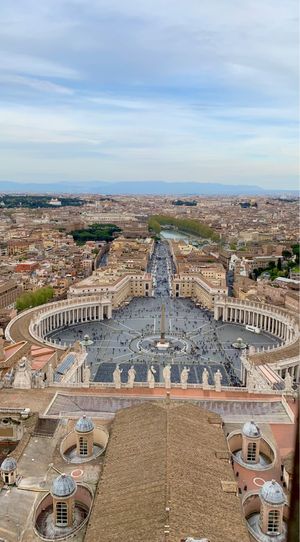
[0,1,299,189]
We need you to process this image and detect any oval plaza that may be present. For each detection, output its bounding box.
[1,237,299,542]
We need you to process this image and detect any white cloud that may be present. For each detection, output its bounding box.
[0,52,79,79]
[0,74,74,94]
[0,0,298,186]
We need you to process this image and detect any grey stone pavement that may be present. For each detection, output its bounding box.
[47,242,278,387]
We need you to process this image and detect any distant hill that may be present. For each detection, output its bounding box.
[0,180,298,196]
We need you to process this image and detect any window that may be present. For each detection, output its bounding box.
[268,510,280,533]
[56,502,68,526]
[79,436,88,456]
[247,442,257,462]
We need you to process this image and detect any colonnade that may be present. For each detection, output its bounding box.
[275,362,299,383]
[214,301,295,342]
[32,301,112,342]
[214,297,299,384]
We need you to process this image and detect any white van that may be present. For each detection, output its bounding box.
[246,325,260,334]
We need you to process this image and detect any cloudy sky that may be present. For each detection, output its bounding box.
[0,0,298,188]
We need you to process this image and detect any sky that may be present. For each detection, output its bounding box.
[0,0,299,189]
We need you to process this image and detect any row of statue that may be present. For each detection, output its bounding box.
[112,364,223,390]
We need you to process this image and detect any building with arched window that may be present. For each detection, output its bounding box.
[75,416,94,458]
[242,421,261,464]
[259,480,286,537]
[51,473,77,528]
[34,472,93,539]
[227,420,275,471]
[244,479,288,541]
[0,456,17,485]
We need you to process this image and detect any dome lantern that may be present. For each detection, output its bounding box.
[1,457,18,485]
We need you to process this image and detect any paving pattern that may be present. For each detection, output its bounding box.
[48,241,278,387]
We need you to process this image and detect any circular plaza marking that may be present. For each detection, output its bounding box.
[133,334,192,357]
[71,468,84,479]
[253,477,266,487]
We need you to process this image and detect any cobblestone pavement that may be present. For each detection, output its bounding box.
[48,242,278,386]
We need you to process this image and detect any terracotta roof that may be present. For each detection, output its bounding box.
[85,402,250,542]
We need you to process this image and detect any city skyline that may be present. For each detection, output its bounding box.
[0,0,299,189]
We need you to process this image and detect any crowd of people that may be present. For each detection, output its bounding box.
[48,241,277,386]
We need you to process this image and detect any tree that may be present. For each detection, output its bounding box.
[148,215,220,241]
[282,249,292,260]
[268,261,276,269]
[16,286,54,311]
[71,223,122,245]
[277,258,282,271]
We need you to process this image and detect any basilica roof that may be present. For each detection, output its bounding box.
[85,402,249,542]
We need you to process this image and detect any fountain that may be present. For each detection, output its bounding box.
[232,337,248,349]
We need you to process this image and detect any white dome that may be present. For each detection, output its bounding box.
[51,473,77,497]
[1,457,17,472]
[75,415,94,433]
[260,480,286,505]
[242,420,261,438]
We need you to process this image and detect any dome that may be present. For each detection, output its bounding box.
[242,420,261,438]
[1,457,17,472]
[75,415,94,433]
[260,480,286,505]
[51,473,77,497]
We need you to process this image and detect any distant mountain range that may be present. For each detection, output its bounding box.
[0,180,298,196]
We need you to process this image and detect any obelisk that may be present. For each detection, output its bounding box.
[156,304,169,350]
[160,303,166,343]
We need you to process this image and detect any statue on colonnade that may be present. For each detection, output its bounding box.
[113,364,122,389]
[180,366,190,389]
[147,365,156,389]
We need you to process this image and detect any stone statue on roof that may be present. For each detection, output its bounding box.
[147,365,156,388]
[202,367,209,389]
[163,364,171,389]
[127,365,136,388]
[12,356,32,389]
[214,369,222,391]
[180,366,190,389]
[47,363,54,385]
[284,371,293,393]
[35,371,44,388]
[113,364,122,389]
[73,340,83,353]
[83,364,91,385]
[0,337,5,361]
